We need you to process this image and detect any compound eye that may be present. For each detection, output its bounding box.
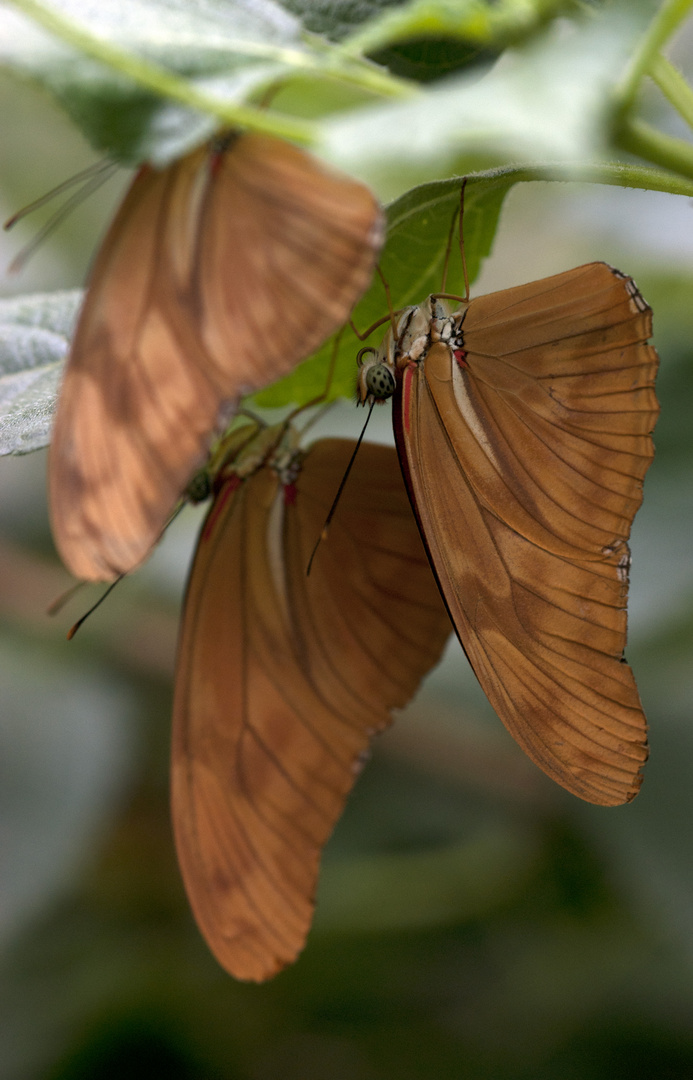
[365,362,396,400]
[186,470,213,503]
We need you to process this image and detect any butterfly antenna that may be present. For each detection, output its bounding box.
[459,177,470,302]
[4,160,115,228]
[67,574,124,640]
[432,179,472,306]
[46,580,86,617]
[5,160,117,274]
[440,202,461,294]
[306,400,376,576]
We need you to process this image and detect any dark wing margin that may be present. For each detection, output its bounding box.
[394,264,658,805]
[171,439,449,981]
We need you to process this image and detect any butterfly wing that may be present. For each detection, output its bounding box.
[49,151,221,582]
[197,133,384,391]
[49,134,383,582]
[171,438,450,981]
[394,263,659,806]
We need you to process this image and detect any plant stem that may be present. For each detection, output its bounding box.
[9,0,320,143]
[618,0,693,111]
[7,0,414,147]
[650,52,693,132]
[499,160,693,197]
[386,162,693,234]
[616,116,693,182]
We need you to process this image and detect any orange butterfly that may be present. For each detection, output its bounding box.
[171,421,451,981]
[49,132,383,582]
[358,260,659,806]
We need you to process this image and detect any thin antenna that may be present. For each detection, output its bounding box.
[67,574,124,639]
[459,177,470,302]
[440,203,461,294]
[5,160,118,274]
[4,160,115,229]
[306,401,376,576]
[431,179,471,307]
[46,580,85,617]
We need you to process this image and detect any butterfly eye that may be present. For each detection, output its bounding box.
[185,471,213,504]
[365,362,396,400]
[356,347,395,405]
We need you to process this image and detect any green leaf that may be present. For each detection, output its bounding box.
[0,172,512,453]
[320,6,654,192]
[0,157,688,449]
[279,0,405,43]
[0,290,81,454]
[283,0,570,57]
[0,0,302,73]
[0,0,418,164]
[252,168,520,408]
[340,0,573,57]
[340,0,580,85]
[0,0,314,162]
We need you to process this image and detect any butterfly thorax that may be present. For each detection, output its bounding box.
[192,421,304,504]
[357,296,469,406]
[224,423,303,488]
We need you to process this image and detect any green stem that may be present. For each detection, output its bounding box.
[9,0,319,143]
[321,59,414,100]
[616,116,693,182]
[387,162,693,235]
[493,160,693,197]
[650,52,693,132]
[618,0,693,111]
[7,0,414,147]
[300,36,415,99]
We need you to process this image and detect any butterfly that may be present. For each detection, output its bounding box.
[49,131,383,583]
[171,420,451,981]
[357,258,659,806]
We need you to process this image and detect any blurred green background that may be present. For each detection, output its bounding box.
[2,44,693,1080]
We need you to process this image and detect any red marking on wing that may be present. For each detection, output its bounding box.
[203,474,242,541]
[402,365,414,437]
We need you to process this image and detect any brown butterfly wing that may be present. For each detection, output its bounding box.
[394,263,658,806]
[49,134,383,582]
[49,154,220,581]
[171,439,450,981]
[198,133,385,391]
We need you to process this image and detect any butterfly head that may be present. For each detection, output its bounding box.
[355,302,422,406]
[186,469,214,504]
[355,296,471,406]
[269,427,305,487]
[356,345,396,406]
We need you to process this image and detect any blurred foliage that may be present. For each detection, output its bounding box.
[3,0,693,437]
[2,1,693,1078]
